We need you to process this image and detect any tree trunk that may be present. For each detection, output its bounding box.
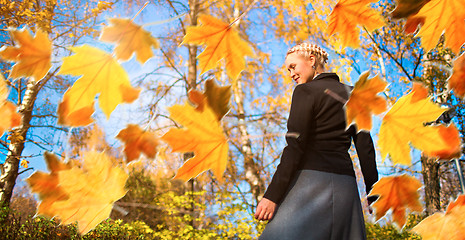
[421,155,441,215]
[0,78,41,207]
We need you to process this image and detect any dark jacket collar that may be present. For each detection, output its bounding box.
[312,73,339,82]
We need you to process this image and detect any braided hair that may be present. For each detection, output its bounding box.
[286,43,329,70]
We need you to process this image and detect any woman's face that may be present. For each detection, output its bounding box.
[285,53,315,84]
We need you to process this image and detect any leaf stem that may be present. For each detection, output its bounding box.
[229,0,259,27]
[132,1,150,21]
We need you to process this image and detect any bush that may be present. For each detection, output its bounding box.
[365,214,425,240]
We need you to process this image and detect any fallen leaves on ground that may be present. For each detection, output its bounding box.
[116,124,159,162]
[57,45,140,126]
[345,72,387,131]
[327,0,384,48]
[378,83,450,165]
[162,101,228,182]
[369,174,423,228]
[100,18,159,64]
[182,14,254,80]
[0,28,52,81]
[412,195,465,240]
[27,151,128,235]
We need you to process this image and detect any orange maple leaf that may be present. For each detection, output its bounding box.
[424,124,462,160]
[378,83,450,165]
[29,151,128,235]
[345,72,387,131]
[369,175,423,228]
[161,102,229,182]
[0,28,51,81]
[391,0,430,19]
[413,196,465,240]
[100,18,159,64]
[0,73,21,136]
[116,124,158,162]
[448,53,465,99]
[414,0,465,53]
[182,14,254,80]
[57,45,140,126]
[26,152,72,218]
[188,79,231,121]
[327,0,384,48]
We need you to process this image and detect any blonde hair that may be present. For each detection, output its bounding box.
[286,43,329,69]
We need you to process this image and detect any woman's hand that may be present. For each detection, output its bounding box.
[254,197,277,221]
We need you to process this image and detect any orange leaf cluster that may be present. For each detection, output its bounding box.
[57,45,140,126]
[100,18,159,64]
[413,195,465,240]
[345,72,387,131]
[448,53,465,99]
[27,151,128,235]
[0,73,21,136]
[327,0,384,48]
[369,175,423,228]
[116,124,159,162]
[182,14,254,80]
[0,28,52,81]
[378,83,459,165]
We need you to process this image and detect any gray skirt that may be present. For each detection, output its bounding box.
[259,169,366,240]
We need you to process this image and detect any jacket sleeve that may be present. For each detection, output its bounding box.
[262,85,313,204]
[353,130,378,196]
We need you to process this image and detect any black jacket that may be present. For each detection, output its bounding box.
[263,73,378,204]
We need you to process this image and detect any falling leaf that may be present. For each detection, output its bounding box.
[378,83,449,165]
[100,18,159,64]
[182,14,254,80]
[0,28,52,81]
[57,93,94,127]
[57,45,140,126]
[424,124,462,160]
[345,72,387,131]
[403,16,425,34]
[412,197,465,240]
[369,175,423,228]
[20,159,29,168]
[26,152,72,218]
[188,79,231,120]
[116,124,158,162]
[29,151,128,234]
[391,0,430,19]
[0,73,21,136]
[327,0,384,48]
[161,102,228,182]
[414,0,465,53]
[448,53,465,99]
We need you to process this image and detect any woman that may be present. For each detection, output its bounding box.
[254,43,378,240]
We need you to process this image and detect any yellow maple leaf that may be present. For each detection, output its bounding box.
[57,45,140,126]
[100,18,159,64]
[413,196,465,240]
[414,0,465,54]
[32,151,128,235]
[369,175,423,228]
[0,28,52,81]
[161,102,228,182]
[188,79,231,121]
[0,73,21,136]
[378,83,449,165]
[182,14,254,80]
[345,72,387,131]
[116,124,159,162]
[448,53,465,99]
[327,0,384,48]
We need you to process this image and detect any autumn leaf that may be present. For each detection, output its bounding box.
[391,0,430,19]
[448,53,465,99]
[26,152,72,218]
[188,79,231,120]
[100,18,159,64]
[414,0,465,53]
[412,196,465,240]
[29,151,128,234]
[57,92,94,127]
[378,83,450,165]
[182,14,254,80]
[57,45,140,126]
[327,0,384,48]
[161,102,229,182]
[345,72,387,131]
[116,124,158,162]
[0,73,21,136]
[424,124,462,160]
[0,28,52,81]
[369,175,423,228]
